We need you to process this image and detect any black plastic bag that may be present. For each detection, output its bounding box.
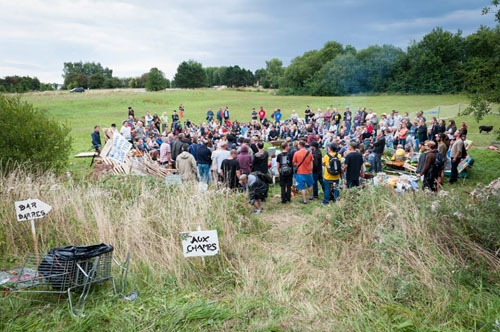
[38,243,113,290]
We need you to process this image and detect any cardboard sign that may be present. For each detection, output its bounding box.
[15,199,52,222]
[181,230,219,257]
[109,134,132,163]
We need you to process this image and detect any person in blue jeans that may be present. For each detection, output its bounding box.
[196,140,212,185]
[322,144,342,205]
[310,141,324,199]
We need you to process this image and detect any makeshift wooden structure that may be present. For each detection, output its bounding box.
[90,140,176,179]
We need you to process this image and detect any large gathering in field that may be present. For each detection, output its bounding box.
[94,103,472,211]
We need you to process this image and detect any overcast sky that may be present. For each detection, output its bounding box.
[0,0,496,83]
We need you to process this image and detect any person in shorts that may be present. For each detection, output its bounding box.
[292,140,314,204]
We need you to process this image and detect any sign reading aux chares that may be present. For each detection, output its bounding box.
[180,230,219,257]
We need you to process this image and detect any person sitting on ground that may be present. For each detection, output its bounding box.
[239,173,269,214]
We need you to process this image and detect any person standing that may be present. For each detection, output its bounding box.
[249,108,257,123]
[176,144,199,182]
[276,141,293,204]
[206,108,214,122]
[322,144,342,205]
[344,107,352,134]
[343,141,364,188]
[220,149,241,189]
[91,125,102,153]
[212,142,231,183]
[179,104,185,119]
[292,140,314,204]
[237,144,252,175]
[310,141,324,199]
[251,141,269,174]
[196,139,212,184]
[258,106,266,123]
[417,119,428,148]
[159,136,172,166]
[418,141,439,192]
[120,120,133,144]
[449,130,464,185]
[372,129,385,173]
[274,108,282,125]
[304,105,312,124]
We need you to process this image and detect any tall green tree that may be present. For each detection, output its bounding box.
[145,67,169,91]
[173,60,207,88]
[356,45,403,93]
[281,41,345,94]
[264,58,284,89]
[403,28,465,93]
[62,61,113,89]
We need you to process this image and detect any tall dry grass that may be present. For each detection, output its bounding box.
[2,169,499,330]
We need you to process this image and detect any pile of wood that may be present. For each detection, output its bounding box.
[93,140,176,178]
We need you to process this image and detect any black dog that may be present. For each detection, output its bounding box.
[479,125,494,133]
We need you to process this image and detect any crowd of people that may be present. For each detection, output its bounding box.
[92,104,471,212]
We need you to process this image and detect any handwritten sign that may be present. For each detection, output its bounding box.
[180,230,219,257]
[15,199,52,222]
[109,134,132,163]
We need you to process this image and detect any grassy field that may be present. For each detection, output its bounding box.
[21,88,489,153]
[1,89,500,331]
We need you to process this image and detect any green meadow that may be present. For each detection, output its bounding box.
[1,89,500,331]
[23,89,479,152]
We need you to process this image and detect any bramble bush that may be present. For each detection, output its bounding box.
[0,94,72,174]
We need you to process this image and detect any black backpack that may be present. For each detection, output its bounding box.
[279,154,293,177]
[433,152,445,173]
[327,153,342,176]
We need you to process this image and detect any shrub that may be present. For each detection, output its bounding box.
[0,94,72,174]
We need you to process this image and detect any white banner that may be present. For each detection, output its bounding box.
[109,134,132,163]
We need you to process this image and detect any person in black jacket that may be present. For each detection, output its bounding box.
[310,141,324,199]
[371,129,386,173]
[196,139,212,184]
[417,119,428,147]
[251,141,269,174]
[91,125,102,153]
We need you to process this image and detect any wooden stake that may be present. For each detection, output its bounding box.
[30,219,39,266]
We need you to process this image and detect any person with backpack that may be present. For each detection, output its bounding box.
[418,141,442,192]
[239,172,270,214]
[276,141,293,204]
[322,144,343,205]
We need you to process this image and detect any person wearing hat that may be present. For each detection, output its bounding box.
[418,140,439,192]
[343,141,364,188]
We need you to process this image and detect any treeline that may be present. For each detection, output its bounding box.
[259,26,500,102]
[0,76,54,93]
[2,25,499,103]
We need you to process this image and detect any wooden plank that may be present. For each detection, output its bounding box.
[75,152,98,158]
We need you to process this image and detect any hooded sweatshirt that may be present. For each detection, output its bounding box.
[237,145,252,174]
[175,151,198,182]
